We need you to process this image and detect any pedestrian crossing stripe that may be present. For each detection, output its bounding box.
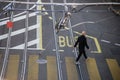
[65,57,79,80]
[5,55,19,80]
[27,55,39,80]
[106,59,120,80]
[86,58,101,80]
[2,55,120,80]
[47,56,58,80]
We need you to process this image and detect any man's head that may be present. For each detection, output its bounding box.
[82,31,86,36]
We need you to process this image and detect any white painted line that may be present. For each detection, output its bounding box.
[0,47,45,50]
[59,50,64,52]
[0,11,25,21]
[0,24,38,40]
[95,16,115,23]
[60,21,95,31]
[11,39,39,49]
[0,1,37,21]
[72,21,95,28]
[52,49,64,52]
[101,39,111,43]
[114,43,120,47]
[0,12,36,26]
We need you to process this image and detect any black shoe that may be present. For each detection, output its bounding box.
[85,57,88,59]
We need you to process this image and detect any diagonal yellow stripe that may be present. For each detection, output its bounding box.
[106,59,120,80]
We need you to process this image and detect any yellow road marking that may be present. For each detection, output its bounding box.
[86,58,101,80]
[92,37,101,53]
[47,56,58,80]
[106,59,120,80]
[5,55,19,80]
[65,57,79,80]
[27,55,39,80]
[38,0,44,50]
[74,31,102,53]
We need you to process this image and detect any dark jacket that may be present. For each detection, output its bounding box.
[74,35,89,51]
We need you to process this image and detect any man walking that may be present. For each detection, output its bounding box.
[74,31,89,64]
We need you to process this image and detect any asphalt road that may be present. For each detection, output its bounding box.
[0,0,120,80]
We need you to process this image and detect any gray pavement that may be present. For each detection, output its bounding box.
[0,0,120,80]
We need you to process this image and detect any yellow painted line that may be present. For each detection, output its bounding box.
[92,38,101,53]
[47,56,58,80]
[65,57,79,80]
[86,58,101,80]
[106,59,120,80]
[5,55,19,80]
[74,31,102,53]
[38,0,44,50]
[27,55,39,80]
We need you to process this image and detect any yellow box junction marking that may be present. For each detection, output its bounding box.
[5,55,19,80]
[106,59,120,80]
[65,57,79,80]
[40,6,101,53]
[86,58,101,80]
[47,56,58,80]
[27,55,39,80]
[74,31,102,53]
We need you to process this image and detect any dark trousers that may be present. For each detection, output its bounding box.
[76,50,87,62]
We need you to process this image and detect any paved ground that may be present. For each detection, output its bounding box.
[0,0,120,80]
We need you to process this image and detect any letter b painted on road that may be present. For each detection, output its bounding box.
[59,36,72,47]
